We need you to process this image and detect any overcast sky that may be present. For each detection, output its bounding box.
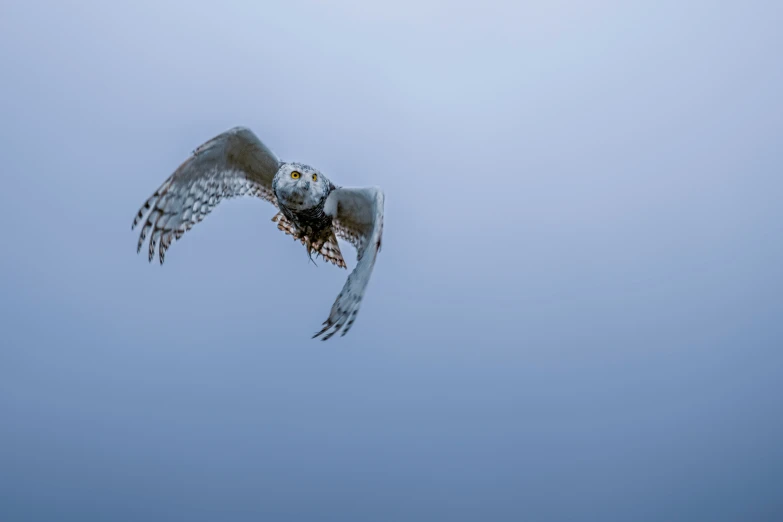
[1,1,782,520]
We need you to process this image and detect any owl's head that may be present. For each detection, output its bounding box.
[274,162,332,210]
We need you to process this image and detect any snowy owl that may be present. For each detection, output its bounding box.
[132,127,384,340]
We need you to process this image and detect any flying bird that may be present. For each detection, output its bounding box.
[132,127,384,340]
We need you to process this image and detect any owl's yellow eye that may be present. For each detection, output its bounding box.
[312,174,318,182]
[291,171,300,179]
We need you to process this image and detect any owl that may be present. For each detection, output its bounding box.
[132,127,384,340]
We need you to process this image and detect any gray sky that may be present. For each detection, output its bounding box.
[1,1,782,520]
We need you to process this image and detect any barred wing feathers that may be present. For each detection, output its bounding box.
[314,186,385,340]
[132,127,281,264]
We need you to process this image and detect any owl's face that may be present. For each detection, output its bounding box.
[273,162,331,210]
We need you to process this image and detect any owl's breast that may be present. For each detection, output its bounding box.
[278,196,333,238]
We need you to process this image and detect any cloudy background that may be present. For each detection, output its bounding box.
[1,1,781,520]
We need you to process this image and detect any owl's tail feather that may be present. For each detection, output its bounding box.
[312,231,347,269]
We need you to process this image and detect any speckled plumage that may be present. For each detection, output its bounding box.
[132,126,384,340]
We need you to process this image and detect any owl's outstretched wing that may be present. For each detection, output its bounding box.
[314,186,385,340]
[132,127,281,264]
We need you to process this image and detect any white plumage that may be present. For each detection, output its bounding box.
[132,127,384,340]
